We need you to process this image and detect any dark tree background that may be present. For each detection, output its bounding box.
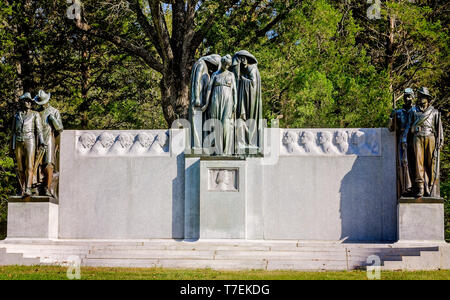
[0,0,448,240]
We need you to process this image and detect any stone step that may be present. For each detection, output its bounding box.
[266,260,357,271]
[4,245,91,250]
[1,240,445,270]
[83,258,268,270]
[86,250,216,260]
[0,248,41,266]
[401,253,440,271]
[381,250,443,271]
[381,261,404,271]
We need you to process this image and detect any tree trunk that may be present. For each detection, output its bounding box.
[160,70,190,126]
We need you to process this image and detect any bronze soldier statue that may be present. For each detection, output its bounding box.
[389,88,415,196]
[405,87,444,197]
[11,93,45,196]
[35,90,64,197]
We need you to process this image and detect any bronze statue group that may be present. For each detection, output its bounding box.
[11,90,63,197]
[389,87,444,198]
[189,51,263,156]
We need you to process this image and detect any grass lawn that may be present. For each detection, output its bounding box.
[0,266,449,280]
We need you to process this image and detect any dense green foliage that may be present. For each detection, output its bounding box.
[0,0,448,240]
[0,266,449,280]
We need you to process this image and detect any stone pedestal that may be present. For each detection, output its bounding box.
[398,197,445,241]
[191,108,203,154]
[7,196,59,239]
[200,159,246,239]
[185,157,201,240]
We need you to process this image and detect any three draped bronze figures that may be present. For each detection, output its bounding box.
[189,51,263,156]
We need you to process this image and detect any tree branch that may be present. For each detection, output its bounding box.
[190,0,240,55]
[74,21,164,73]
[149,0,174,62]
[128,0,164,58]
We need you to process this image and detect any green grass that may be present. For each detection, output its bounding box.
[0,266,449,280]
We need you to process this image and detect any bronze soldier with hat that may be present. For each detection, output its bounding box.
[11,92,46,196]
[405,87,444,197]
[389,88,416,196]
[34,90,64,197]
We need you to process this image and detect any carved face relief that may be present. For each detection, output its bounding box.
[99,132,115,149]
[209,169,238,192]
[334,131,349,153]
[351,131,365,147]
[136,133,153,148]
[118,133,133,149]
[318,132,331,144]
[79,133,96,150]
[334,131,348,145]
[299,131,314,145]
[282,131,296,153]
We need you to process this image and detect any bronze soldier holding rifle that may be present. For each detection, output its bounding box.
[11,93,46,196]
[404,87,444,198]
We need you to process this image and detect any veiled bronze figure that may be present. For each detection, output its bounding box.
[232,50,263,153]
[189,54,221,151]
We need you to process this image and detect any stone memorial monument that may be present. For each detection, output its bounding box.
[3,54,447,271]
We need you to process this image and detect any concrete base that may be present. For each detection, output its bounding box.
[7,197,58,239]
[398,198,445,241]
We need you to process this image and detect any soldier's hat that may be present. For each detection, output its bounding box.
[404,88,415,97]
[19,92,33,102]
[417,87,432,99]
[34,90,51,105]
[234,50,258,65]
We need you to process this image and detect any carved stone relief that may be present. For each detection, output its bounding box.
[208,169,239,192]
[280,129,381,156]
[76,130,171,156]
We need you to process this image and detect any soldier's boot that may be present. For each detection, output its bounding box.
[424,185,431,197]
[416,184,425,198]
[23,187,32,197]
[43,165,53,197]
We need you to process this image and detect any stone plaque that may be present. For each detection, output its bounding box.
[208,168,239,192]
